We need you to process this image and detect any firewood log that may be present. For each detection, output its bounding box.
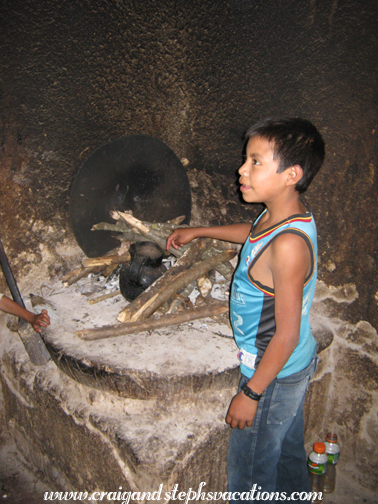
[63,266,105,287]
[89,289,121,305]
[61,265,86,283]
[81,251,131,268]
[125,249,236,323]
[111,210,183,258]
[76,300,229,340]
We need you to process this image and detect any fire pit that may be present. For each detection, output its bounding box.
[60,137,241,400]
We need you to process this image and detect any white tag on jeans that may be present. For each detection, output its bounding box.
[238,348,257,370]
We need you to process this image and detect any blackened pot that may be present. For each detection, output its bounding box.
[119,242,166,301]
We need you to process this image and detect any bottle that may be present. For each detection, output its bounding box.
[324,432,340,493]
[308,442,328,503]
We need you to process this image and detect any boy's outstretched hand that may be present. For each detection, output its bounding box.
[166,228,198,250]
[30,309,50,333]
[226,391,258,430]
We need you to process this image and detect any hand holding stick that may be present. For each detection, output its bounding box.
[0,295,50,333]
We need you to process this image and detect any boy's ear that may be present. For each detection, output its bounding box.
[285,165,303,186]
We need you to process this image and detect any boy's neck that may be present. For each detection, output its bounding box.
[259,192,306,230]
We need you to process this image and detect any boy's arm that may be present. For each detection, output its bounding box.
[226,233,311,429]
[166,224,252,250]
[0,295,50,333]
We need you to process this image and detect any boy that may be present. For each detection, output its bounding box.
[167,117,325,500]
[0,293,50,332]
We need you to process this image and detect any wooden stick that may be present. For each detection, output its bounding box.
[82,251,131,268]
[77,300,229,340]
[102,263,120,277]
[91,221,128,232]
[201,244,236,280]
[61,265,85,283]
[127,249,236,322]
[111,210,183,259]
[63,266,105,287]
[91,223,146,244]
[167,282,196,314]
[159,215,186,227]
[92,217,186,234]
[91,221,129,232]
[111,210,150,233]
[215,261,235,280]
[88,289,121,305]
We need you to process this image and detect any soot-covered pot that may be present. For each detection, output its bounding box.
[119,241,166,301]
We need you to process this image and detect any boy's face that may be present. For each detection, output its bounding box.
[238,136,287,204]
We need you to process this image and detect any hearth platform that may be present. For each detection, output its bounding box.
[40,277,239,399]
[0,272,240,500]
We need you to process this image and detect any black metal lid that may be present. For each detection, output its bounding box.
[69,135,191,257]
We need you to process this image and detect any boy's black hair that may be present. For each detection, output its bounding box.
[245,117,325,193]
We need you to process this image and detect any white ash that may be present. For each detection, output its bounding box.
[14,260,238,377]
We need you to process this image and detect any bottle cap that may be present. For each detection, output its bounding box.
[314,442,326,453]
[326,432,338,443]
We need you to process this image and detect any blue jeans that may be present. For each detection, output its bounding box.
[227,353,317,503]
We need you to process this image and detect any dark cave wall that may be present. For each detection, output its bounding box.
[0,0,377,328]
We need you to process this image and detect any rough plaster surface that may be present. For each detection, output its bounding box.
[0,255,238,499]
[304,281,378,494]
[42,275,239,399]
[0,324,235,501]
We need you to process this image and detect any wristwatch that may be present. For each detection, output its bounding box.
[242,382,263,402]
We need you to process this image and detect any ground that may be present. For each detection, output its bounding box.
[0,438,51,503]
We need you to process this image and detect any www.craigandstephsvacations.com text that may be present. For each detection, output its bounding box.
[44,482,322,502]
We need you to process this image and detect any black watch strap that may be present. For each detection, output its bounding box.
[242,382,263,401]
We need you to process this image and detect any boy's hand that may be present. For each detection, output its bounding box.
[30,309,50,333]
[166,228,198,250]
[226,391,258,430]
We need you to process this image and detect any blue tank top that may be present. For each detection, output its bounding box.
[230,208,317,379]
